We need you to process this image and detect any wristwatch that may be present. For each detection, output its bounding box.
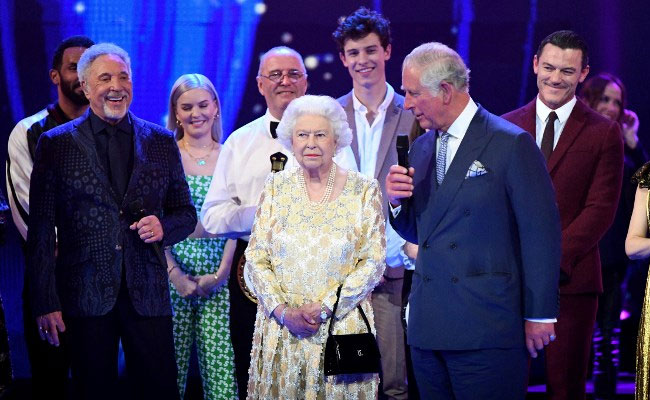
[320,304,329,322]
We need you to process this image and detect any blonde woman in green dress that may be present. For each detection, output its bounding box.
[166,74,238,399]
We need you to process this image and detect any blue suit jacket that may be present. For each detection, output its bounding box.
[391,106,561,350]
[26,110,196,318]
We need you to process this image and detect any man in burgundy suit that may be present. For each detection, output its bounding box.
[503,30,624,400]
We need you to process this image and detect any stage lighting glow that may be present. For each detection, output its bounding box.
[253,103,264,114]
[254,2,266,15]
[323,72,332,81]
[323,53,334,63]
[304,55,318,70]
[74,1,86,14]
[281,32,293,43]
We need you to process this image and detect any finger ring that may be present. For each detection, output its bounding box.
[44,329,49,334]
[149,231,154,238]
[38,326,44,331]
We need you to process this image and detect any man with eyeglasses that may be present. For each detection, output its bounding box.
[201,45,355,398]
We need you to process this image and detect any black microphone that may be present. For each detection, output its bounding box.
[396,135,409,169]
[129,199,167,268]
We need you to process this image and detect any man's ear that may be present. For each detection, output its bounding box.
[440,82,453,104]
[49,69,60,85]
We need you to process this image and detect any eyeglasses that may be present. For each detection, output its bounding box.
[259,70,307,83]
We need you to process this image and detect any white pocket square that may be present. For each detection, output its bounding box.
[465,160,488,179]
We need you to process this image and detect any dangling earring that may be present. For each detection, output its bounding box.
[176,119,182,127]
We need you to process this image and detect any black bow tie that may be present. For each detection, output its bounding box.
[270,121,279,139]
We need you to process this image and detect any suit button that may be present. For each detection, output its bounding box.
[423,241,430,249]
[119,210,124,216]
[115,244,122,250]
[464,209,470,216]
[450,243,457,250]
[451,277,459,283]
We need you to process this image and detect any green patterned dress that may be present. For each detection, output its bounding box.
[170,175,238,399]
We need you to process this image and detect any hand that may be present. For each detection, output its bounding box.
[621,109,640,149]
[386,165,415,206]
[130,215,164,243]
[193,273,227,297]
[404,242,419,259]
[36,312,66,347]
[283,307,320,339]
[169,269,202,298]
[525,321,556,358]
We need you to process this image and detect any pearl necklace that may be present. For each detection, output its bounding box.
[182,139,215,166]
[298,163,336,209]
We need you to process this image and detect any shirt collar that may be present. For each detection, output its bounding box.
[536,95,576,124]
[445,97,478,141]
[89,109,132,135]
[352,83,395,113]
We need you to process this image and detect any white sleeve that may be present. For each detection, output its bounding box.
[6,121,33,240]
[200,141,258,238]
[334,145,359,172]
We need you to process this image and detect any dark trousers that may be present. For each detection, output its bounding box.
[23,281,70,400]
[65,285,179,400]
[401,269,420,400]
[229,239,257,399]
[410,345,527,400]
[594,261,626,399]
[545,293,598,400]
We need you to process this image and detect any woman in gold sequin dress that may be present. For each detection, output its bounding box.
[625,162,650,399]
[244,95,385,399]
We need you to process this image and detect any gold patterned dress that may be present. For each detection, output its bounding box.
[245,167,386,400]
[634,163,650,400]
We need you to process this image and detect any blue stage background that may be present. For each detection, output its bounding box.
[1,0,649,380]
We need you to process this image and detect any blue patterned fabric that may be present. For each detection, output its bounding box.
[25,110,197,318]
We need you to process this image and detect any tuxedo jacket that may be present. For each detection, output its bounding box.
[338,91,416,218]
[391,106,561,350]
[503,99,624,294]
[26,110,196,318]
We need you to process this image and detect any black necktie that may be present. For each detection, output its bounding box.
[270,121,279,139]
[541,111,557,161]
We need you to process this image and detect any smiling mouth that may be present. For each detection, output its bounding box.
[106,95,126,103]
[356,67,374,73]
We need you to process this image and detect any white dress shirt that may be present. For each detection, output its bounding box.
[201,109,357,240]
[534,96,577,150]
[352,84,413,270]
[6,108,49,240]
[436,97,478,172]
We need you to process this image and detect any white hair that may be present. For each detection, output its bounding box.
[275,95,352,153]
[402,42,470,95]
[77,42,132,84]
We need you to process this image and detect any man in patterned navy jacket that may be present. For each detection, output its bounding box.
[25,43,195,400]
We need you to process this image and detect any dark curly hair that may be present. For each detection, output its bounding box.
[332,7,391,53]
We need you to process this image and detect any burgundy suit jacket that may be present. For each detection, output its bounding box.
[502,98,624,295]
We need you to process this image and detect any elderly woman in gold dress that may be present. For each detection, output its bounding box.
[244,95,385,399]
[626,162,650,400]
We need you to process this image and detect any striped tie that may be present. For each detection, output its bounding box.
[436,131,450,185]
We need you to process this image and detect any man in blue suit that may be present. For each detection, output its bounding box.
[386,42,561,399]
[25,43,196,400]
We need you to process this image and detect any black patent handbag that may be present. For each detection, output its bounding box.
[323,285,381,376]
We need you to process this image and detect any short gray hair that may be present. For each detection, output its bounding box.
[276,95,352,153]
[77,43,132,84]
[257,46,306,76]
[403,42,470,95]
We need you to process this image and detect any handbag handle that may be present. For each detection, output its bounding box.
[327,285,372,336]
